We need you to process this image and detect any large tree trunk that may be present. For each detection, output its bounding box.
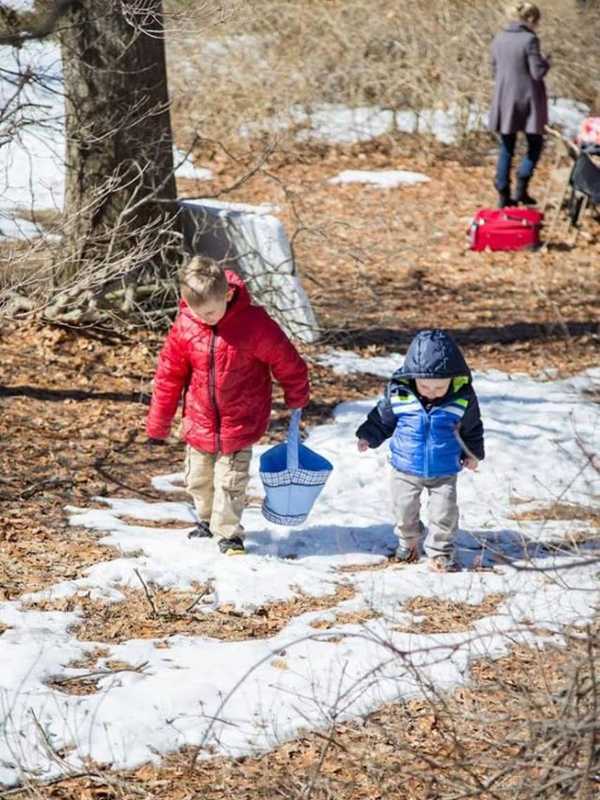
[59,0,180,294]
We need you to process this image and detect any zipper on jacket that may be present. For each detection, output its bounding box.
[424,414,431,478]
[209,327,221,452]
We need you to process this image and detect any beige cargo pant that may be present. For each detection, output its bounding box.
[184,445,252,540]
[390,469,459,557]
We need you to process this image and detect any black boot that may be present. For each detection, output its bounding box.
[188,520,213,539]
[218,536,245,555]
[515,177,537,206]
[497,185,513,208]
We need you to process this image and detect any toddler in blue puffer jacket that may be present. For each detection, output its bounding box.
[356,329,485,572]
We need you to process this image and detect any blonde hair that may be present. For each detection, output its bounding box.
[179,256,228,307]
[507,2,541,23]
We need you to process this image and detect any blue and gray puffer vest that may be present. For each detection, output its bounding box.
[356,330,485,478]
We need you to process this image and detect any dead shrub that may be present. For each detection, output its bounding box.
[169,0,600,153]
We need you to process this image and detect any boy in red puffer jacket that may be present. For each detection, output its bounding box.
[146,257,310,554]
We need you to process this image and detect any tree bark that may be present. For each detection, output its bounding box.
[59,0,180,286]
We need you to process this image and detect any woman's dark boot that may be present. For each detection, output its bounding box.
[497,185,513,208]
[515,177,537,205]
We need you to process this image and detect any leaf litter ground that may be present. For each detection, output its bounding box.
[1,137,599,797]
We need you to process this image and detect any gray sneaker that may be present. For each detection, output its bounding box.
[394,541,419,563]
[428,552,459,572]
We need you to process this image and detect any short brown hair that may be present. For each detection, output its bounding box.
[179,256,228,307]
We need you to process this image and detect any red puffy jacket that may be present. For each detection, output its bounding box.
[146,271,310,454]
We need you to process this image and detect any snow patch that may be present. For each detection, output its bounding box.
[173,149,213,181]
[0,43,215,238]
[328,170,430,188]
[548,97,591,140]
[317,349,404,377]
[242,99,590,146]
[0,215,46,240]
[1,365,598,787]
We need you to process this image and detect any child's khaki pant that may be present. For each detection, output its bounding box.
[391,469,458,557]
[184,445,252,540]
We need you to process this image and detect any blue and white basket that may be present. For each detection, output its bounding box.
[260,409,333,526]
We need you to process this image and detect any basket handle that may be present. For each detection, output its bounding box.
[286,409,302,470]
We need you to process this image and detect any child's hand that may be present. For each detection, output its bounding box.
[357,438,370,453]
[463,456,479,471]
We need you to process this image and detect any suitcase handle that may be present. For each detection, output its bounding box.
[503,213,541,226]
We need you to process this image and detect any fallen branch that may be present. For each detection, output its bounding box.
[0,476,75,502]
[51,661,149,685]
[185,580,213,613]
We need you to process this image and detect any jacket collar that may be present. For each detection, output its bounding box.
[395,376,470,404]
[505,21,534,33]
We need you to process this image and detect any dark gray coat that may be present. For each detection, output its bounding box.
[489,22,550,135]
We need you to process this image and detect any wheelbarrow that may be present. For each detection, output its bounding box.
[543,125,600,245]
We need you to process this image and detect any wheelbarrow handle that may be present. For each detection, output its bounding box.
[286,408,302,470]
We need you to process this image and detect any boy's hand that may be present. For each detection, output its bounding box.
[463,456,479,471]
[357,438,370,453]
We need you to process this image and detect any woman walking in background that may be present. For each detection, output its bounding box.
[489,2,551,207]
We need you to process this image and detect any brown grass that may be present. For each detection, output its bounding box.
[337,560,394,573]
[0,522,118,601]
[509,502,600,549]
[309,608,380,630]
[25,583,355,644]
[13,208,62,229]
[510,502,600,528]
[396,594,506,634]
[117,516,193,529]
[66,649,110,669]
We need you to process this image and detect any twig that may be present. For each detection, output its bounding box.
[0,476,74,502]
[185,581,211,613]
[51,661,149,685]
[133,568,160,618]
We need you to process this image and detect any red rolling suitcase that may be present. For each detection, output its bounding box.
[468,207,543,251]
